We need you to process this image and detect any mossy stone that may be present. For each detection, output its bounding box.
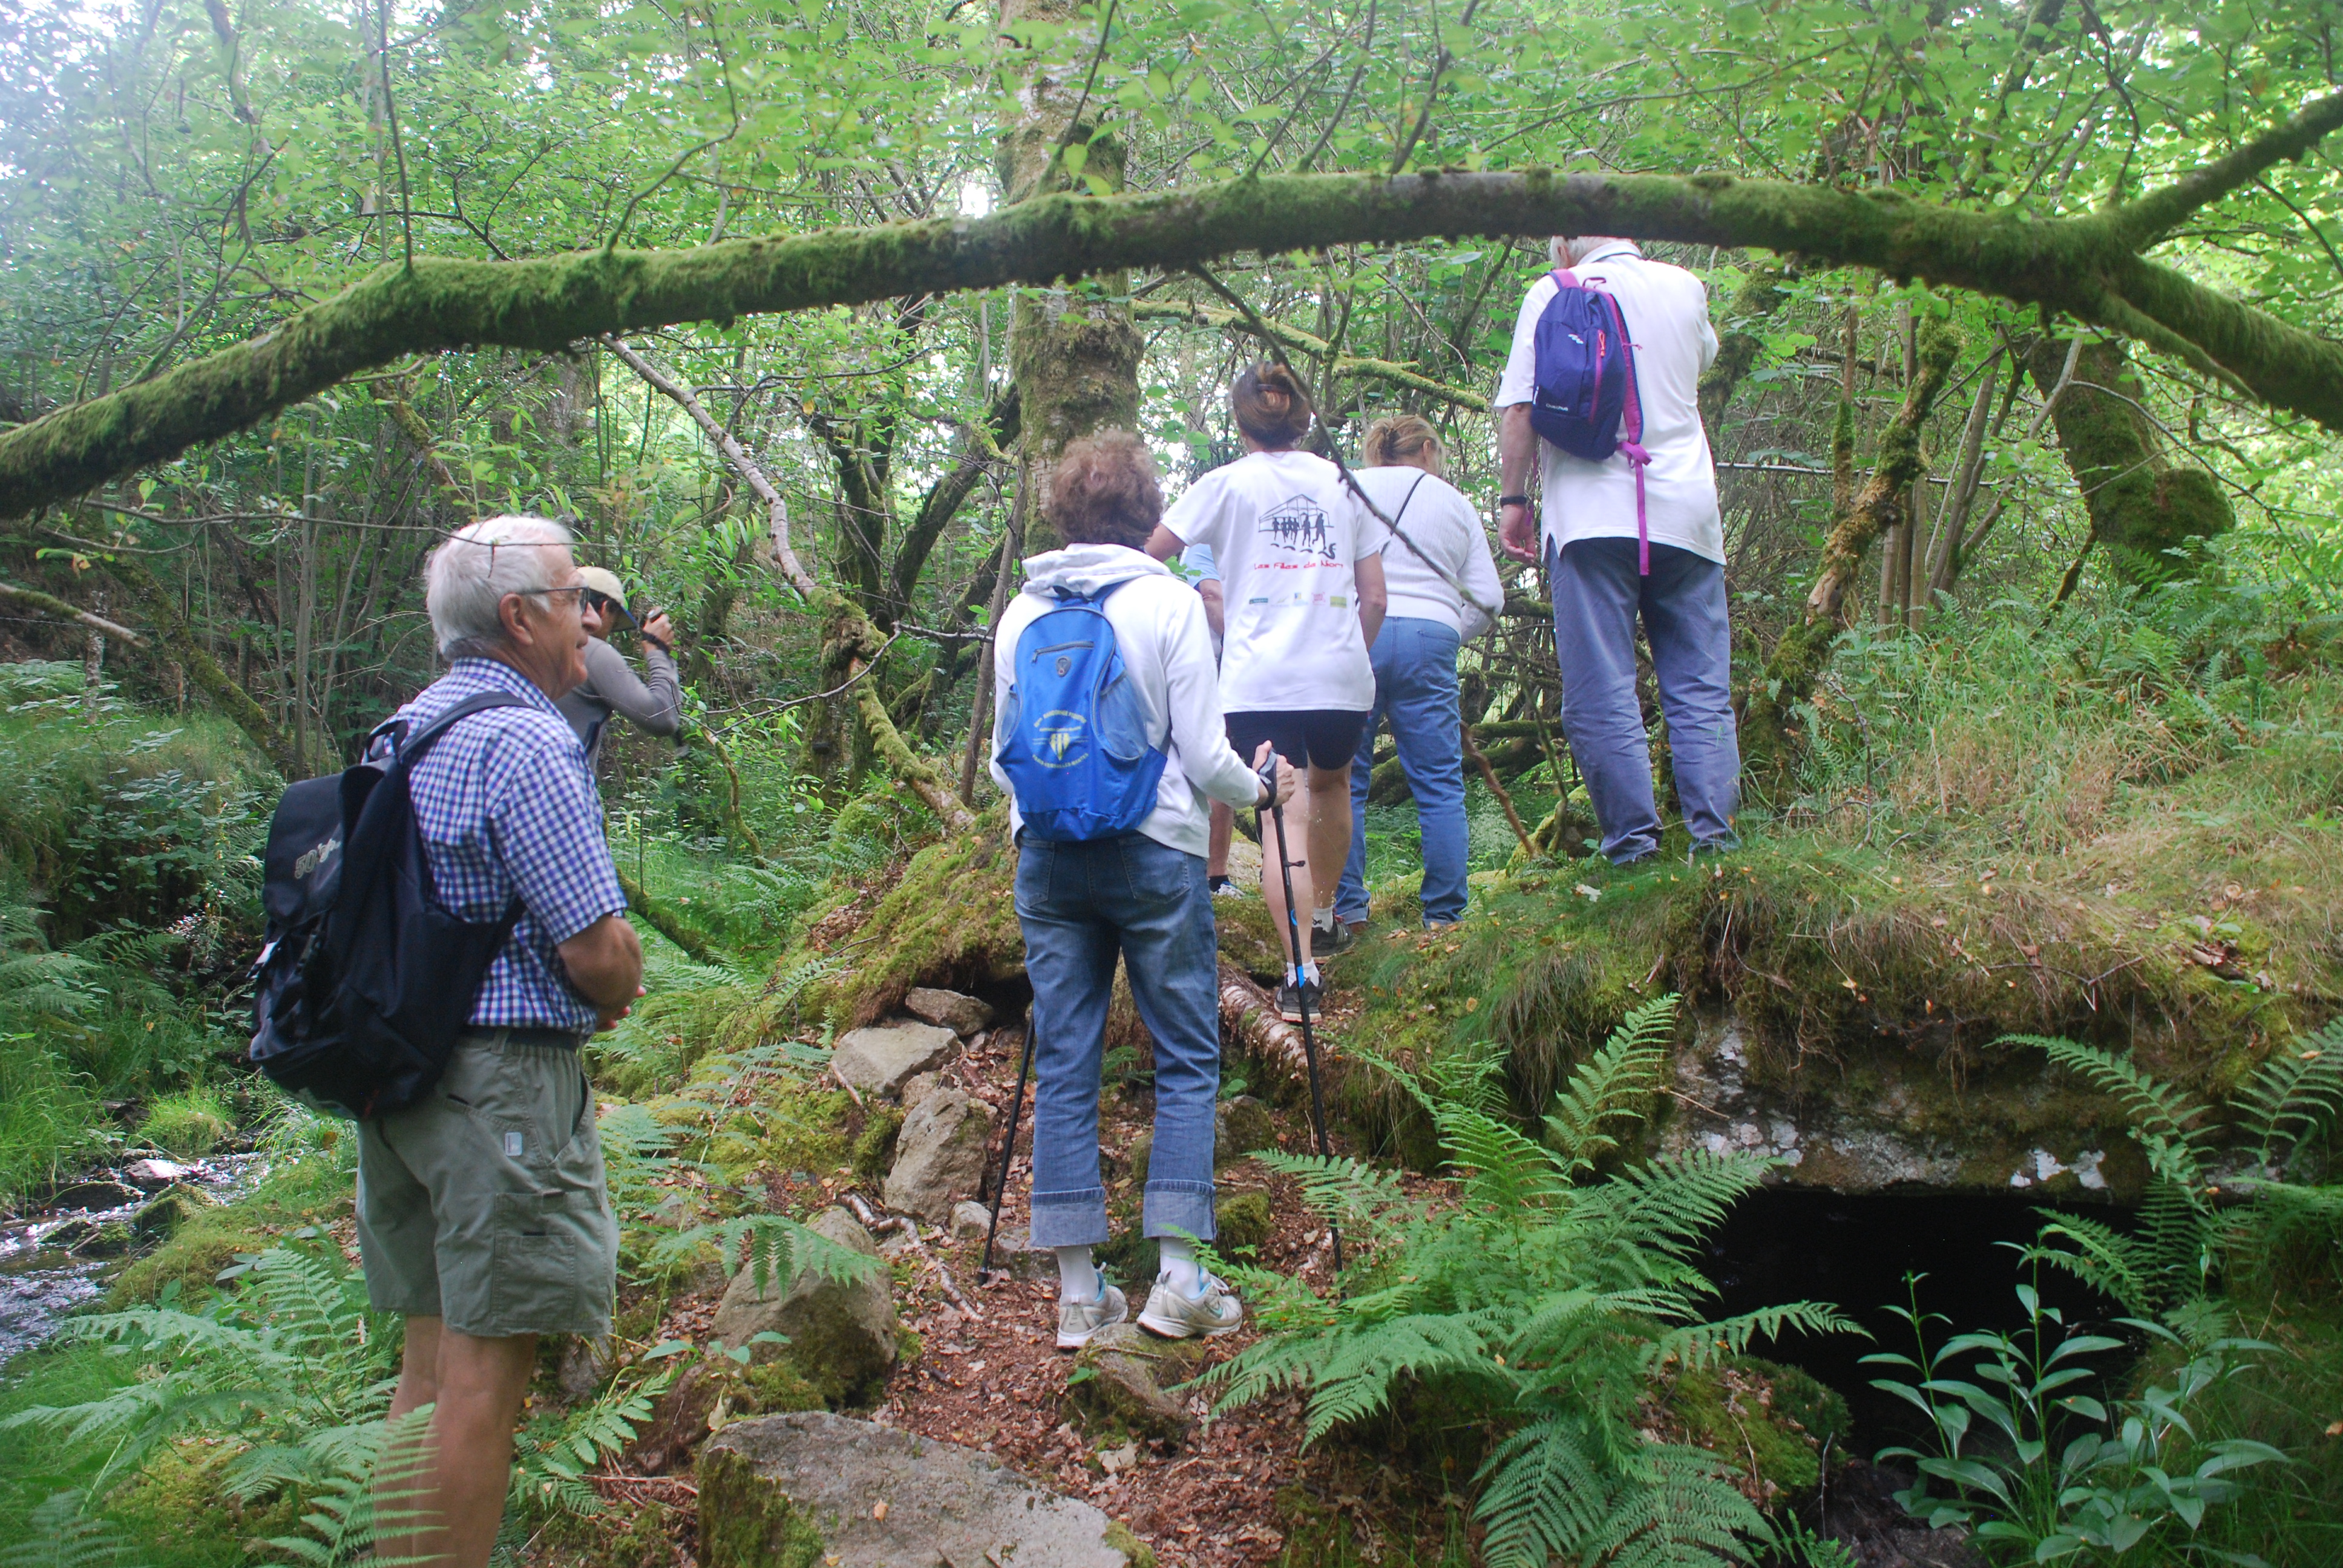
[1214,1191,1274,1256]
[695,1444,827,1568]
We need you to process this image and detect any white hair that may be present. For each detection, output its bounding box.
[425,514,575,658]
[1550,235,1634,267]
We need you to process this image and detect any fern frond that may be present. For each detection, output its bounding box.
[1245,1151,1412,1237]
[2006,1034,2212,1186]
[1,1494,148,1568]
[1437,1103,1571,1212]
[1473,1417,1612,1568]
[1545,993,1679,1174]
[2024,1180,2214,1313]
[2233,1019,2343,1175]
[647,1212,876,1293]
[1648,1302,1860,1373]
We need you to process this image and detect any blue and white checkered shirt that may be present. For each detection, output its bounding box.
[378,659,628,1033]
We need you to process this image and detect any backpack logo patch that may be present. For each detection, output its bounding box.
[293,833,341,880]
[1035,708,1089,766]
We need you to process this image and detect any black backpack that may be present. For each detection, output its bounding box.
[249,691,529,1119]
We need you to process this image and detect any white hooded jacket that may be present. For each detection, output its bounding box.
[988,544,1265,858]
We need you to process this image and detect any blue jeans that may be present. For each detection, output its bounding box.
[1335,618,1469,926]
[1015,832,1220,1249]
[1549,538,1741,862]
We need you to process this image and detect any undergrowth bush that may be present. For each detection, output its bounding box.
[1206,998,1852,1567]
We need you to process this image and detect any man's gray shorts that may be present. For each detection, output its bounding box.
[355,1031,618,1339]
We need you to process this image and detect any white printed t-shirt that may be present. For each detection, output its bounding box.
[1493,243,1724,564]
[1159,449,1388,713]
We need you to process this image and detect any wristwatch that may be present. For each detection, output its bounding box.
[1498,494,1531,509]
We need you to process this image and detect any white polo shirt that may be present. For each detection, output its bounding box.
[1494,243,1724,564]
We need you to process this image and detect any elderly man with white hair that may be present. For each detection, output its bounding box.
[1494,235,1741,866]
[358,514,642,1568]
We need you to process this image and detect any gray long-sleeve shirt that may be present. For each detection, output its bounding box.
[558,636,681,768]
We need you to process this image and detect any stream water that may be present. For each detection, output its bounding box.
[0,1152,267,1368]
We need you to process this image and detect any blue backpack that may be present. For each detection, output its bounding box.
[1529,266,1656,573]
[995,579,1168,841]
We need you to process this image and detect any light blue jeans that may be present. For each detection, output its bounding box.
[1016,832,1220,1248]
[1336,617,1469,926]
[1548,538,1741,862]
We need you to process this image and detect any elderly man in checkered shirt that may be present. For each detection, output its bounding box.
[357,514,644,1568]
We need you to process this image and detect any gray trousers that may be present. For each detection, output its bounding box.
[1548,538,1741,861]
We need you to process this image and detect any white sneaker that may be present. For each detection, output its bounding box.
[1056,1282,1128,1350]
[1137,1272,1244,1339]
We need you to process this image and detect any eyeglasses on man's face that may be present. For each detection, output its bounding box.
[515,585,589,611]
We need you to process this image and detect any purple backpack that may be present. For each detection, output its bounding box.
[1528,267,1654,573]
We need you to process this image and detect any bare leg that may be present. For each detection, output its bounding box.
[381,1316,537,1568]
[1259,799,1314,976]
[1207,800,1233,880]
[1303,765,1352,921]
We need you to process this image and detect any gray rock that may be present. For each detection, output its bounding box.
[880,1088,994,1224]
[698,1411,1149,1567]
[1215,1095,1279,1163]
[557,1334,616,1400]
[709,1207,898,1404]
[831,1021,956,1100]
[1069,1322,1203,1445]
[902,986,996,1037]
[950,1200,994,1240]
[975,1224,1050,1281]
[899,1071,942,1112]
[123,1158,193,1187]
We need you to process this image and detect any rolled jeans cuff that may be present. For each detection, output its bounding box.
[1142,1179,1217,1243]
[1028,1187,1109,1249]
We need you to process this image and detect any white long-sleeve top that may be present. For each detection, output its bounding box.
[988,544,1265,858]
[1347,465,1504,641]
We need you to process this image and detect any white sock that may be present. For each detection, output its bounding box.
[1312,906,1337,931]
[1286,960,1322,987]
[1056,1246,1099,1304]
[1157,1237,1204,1298]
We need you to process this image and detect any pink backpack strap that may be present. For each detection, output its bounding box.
[1603,292,1654,575]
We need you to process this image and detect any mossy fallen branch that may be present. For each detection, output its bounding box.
[1133,298,1487,411]
[7,88,2342,517]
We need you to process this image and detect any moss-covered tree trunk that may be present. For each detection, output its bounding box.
[998,0,1141,552]
[1740,323,1961,780]
[2027,339,2234,580]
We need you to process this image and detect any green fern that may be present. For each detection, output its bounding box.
[1544,993,1677,1174]
[1,1494,149,1568]
[510,1367,677,1518]
[2231,1016,2343,1176]
[1205,997,1850,1567]
[648,1210,877,1293]
[2013,1027,2343,1315]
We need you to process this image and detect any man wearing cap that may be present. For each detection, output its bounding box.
[557,567,683,769]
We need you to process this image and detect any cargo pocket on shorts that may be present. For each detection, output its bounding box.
[489,1189,580,1332]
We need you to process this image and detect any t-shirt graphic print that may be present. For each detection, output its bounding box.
[1160,449,1388,713]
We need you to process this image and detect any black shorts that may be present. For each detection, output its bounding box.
[1225,709,1368,771]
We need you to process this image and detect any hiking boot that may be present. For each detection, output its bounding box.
[1274,975,1325,1023]
[1056,1282,1128,1351]
[1138,1272,1244,1339]
[1311,916,1357,957]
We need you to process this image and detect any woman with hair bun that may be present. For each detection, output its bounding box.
[1147,362,1389,1022]
[1333,416,1502,933]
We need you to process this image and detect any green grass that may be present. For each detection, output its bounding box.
[138,1088,233,1158]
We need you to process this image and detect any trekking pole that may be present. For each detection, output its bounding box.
[978,1003,1035,1285]
[1259,758,1345,1273]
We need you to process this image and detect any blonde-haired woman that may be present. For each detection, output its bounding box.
[1334,415,1502,930]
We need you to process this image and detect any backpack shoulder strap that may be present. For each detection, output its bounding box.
[388,690,534,772]
[1369,472,1502,626]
